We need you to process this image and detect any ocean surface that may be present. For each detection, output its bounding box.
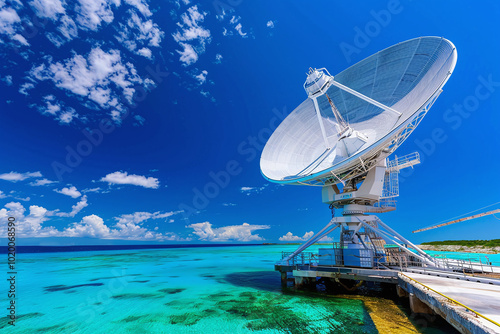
[3,244,491,334]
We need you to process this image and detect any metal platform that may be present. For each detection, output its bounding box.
[282,265,399,284]
[276,250,500,333]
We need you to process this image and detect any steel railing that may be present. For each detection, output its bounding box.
[280,250,500,276]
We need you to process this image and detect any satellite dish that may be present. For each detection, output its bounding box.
[261,36,457,186]
[263,37,459,269]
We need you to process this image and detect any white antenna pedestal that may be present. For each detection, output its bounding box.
[280,152,438,268]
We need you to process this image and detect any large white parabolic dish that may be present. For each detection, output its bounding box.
[260,37,457,186]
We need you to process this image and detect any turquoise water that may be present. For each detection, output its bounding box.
[1,245,462,333]
[424,250,500,264]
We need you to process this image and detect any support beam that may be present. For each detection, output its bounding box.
[330,79,401,117]
[410,293,436,315]
[312,97,330,149]
[281,221,338,264]
[281,271,288,288]
[375,218,435,262]
[356,218,436,267]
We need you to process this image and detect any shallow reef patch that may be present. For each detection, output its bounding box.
[112,292,163,299]
[0,312,44,329]
[158,288,185,295]
[44,283,104,292]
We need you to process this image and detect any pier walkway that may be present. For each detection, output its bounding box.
[399,272,500,333]
[277,250,500,333]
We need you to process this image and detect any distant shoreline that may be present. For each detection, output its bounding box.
[419,239,500,254]
[418,244,500,254]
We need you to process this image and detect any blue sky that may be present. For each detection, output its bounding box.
[0,0,499,245]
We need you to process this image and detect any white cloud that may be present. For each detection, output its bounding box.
[1,75,13,86]
[29,178,57,186]
[115,210,181,225]
[266,20,275,28]
[133,114,145,126]
[240,184,268,195]
[58,108,77,124]
[222,27,232,36]
[28,0,115,45]
[278,232,332,242]
[215,7,226,21]
[319,235,334,242]
[30,47,145,117]
[0,202,187,241]
[214,54,222,64]
[55,195,88,217]
[188,222,270,242]
[32,48,129,96]
[172,5,210,66]
[137,47,152,58]
[279,231,314,242]
[29,0,65,19]
[19,82,34,95]
[229,16,239,24]
[37,96,79,124]
[220,14,249,39]
[114,10,164,57]
[0,2,27,45]
[0,171,42,182]
[45,31,64,47]
[124,0,152,17]
[0,5,21,35]
[44,100,61,115]
[57,14,78,40]
[11,33,28,45]
[0,202,60,237]
[234,23,247,37]
[0,190,7,199]
[200,90,215,102]
[64,214,111,237]
[176,42,198,66]
[100,171,159,189]
[54,186,81,198]
[75,0,118,31]
[25,0,162,51]
[82,187,101,193]
[2,1,167,126]
[109,210,183,240]
[194,70,207,84]
[107,210,186,241]
[172,5,210,43]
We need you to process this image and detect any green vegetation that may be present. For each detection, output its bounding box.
[422,239,500,247]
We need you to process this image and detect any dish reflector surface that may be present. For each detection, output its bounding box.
[261,37,457,184]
